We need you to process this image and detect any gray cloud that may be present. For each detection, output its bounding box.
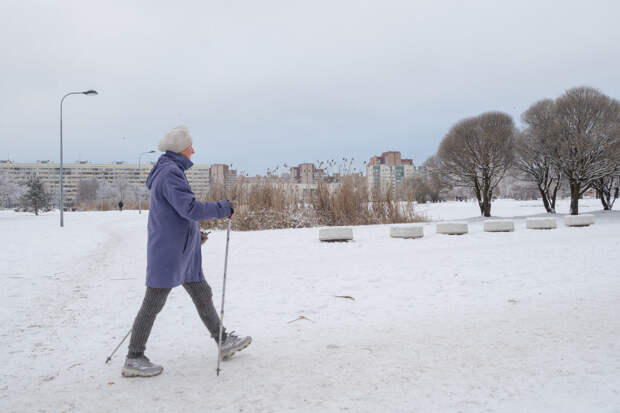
[1,0,619,174]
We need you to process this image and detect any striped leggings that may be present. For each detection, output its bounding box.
[127,280,224,358]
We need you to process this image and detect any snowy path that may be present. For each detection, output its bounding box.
[1,201,619,412]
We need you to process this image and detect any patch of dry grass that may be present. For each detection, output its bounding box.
[201,176,423,231]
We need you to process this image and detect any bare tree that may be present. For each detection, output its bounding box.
[422,155,448,202]
[438,112,515,217]
[113,176,130,202]
[500,174,539,200]
[401,175,428,203]
[92,178,141,209]
[0,170,25,208]
[592,174,619,210]
[549,87,620,215]
[592,136,620,210]
[77,178,99,204]
[402,157,448,203]
[515,99,562,213]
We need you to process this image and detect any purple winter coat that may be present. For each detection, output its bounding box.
[145,151,231,288]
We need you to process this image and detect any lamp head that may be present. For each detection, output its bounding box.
[83,89,98,96]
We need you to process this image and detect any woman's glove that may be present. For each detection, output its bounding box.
[200,230,211,245]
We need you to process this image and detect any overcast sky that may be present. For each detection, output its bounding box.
[1,0,619,175]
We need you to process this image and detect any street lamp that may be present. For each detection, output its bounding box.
[138,150,156,214]
[59,89,98,227]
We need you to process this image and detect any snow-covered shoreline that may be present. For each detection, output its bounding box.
[1,199,619,412]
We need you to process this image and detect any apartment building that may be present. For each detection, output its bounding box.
[0,160,211,205]
[366,151,417,193]
[208,164,238,191]
[289,163,325,184]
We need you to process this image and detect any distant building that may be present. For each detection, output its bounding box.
[366,151,417,193]
[0,159,211,206]
[289,166,300,183]
[368,151,413,166]
[208,164,238,191]
[289,163,325,185]
[299,163,315,184]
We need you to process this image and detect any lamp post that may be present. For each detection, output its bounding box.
[60,89,98,227]
[138,150,156,214]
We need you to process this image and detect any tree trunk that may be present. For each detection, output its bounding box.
[550,177,560,214]
[483,198,492,216]
[569,181,580,215]
[595,177,618,211]
[538,184,553,213]
[481,175,492,217]
[482,189,492,217]
[473,180,484,216]
[598,188,611,210]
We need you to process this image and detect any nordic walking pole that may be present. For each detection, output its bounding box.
[105,327,132,364]
[216,217,232,376]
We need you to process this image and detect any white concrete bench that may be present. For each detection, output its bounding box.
[483,220,515,232]
[436,222,468,235]
[564,214,595,227]
[319,227,353,242]
[390,225,424,239]
[526,217,557,230]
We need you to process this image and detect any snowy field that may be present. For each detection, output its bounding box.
[1,199,619,412]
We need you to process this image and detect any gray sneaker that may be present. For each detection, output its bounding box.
[122,355,163,377]
[221,331,252,359]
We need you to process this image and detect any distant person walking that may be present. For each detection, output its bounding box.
[122,126,251,378]
[118,200,124,211]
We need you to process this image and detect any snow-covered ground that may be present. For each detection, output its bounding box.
[1,199,619,412]
[415,197,607,222]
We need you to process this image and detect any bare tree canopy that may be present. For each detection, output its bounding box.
[422,155,448,202]
[549,86,620,214]
[592,174,620,210]
[77,178,99,204]
[438,112,515,217]
[0,170,25,209]
[516,99,562,213]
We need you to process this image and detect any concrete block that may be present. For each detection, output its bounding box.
[390,225,424,239]
[319,227,353,242]
[526,217,557,230]
[564,214,595,227]
[483,219,515,232]
[436,222,468,235]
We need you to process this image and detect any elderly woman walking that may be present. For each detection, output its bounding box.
[122,126,251,377]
